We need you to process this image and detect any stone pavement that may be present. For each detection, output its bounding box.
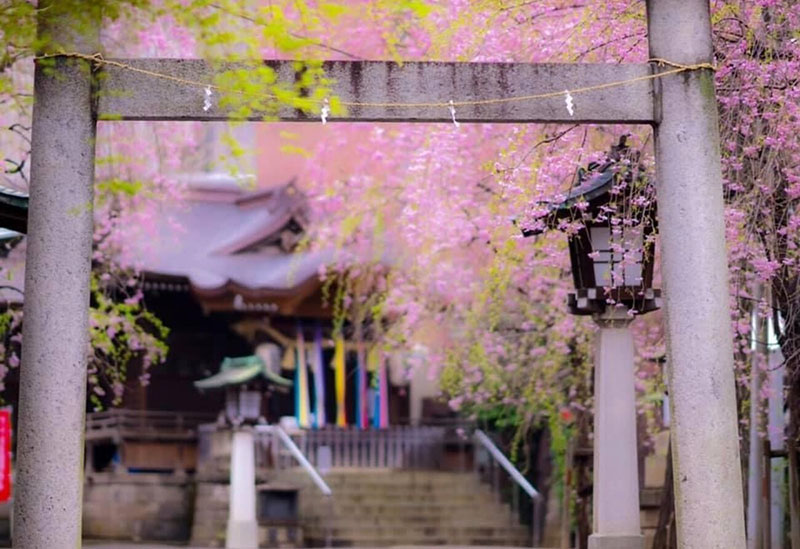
[84,544,196,549]
[83,541,536,549]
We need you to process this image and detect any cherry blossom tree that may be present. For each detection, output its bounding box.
[0,0,430,406]
[0,3,798,526]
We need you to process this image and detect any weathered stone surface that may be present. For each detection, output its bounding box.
[588,533,644,549]
[191,480,304,548]
[190,481,229,547]
[647,0,747,547]
[83,474,192,542]
[592,316,641,538]
[299,470,528,547]
[15,5,97,547]
[97,60,656,124]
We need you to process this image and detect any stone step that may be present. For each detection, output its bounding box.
[321,477,481,485]
[294,470,529,547]
[301,537,527,545]
[304,524,529,538]
[321,469,475,478]
[307,537,532,547]
[303,512,515,524]
[302,502,514,517]
[313,470,481,482]
[302,514,520,527]
[320,474,483,485]
[303,492,499,505]
[313,483,492,495]
[303,533,531,547]
[303,530,531,547]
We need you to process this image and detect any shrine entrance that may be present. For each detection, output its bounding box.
[16,1,745,547]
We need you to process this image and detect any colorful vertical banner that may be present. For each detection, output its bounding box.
[369,348,381,429]
[312,324,326,428]
[294,323,311,429]
[370,349,390,429]
[0,407,11,502]
[333,334,347,427]
[355,342,368,429]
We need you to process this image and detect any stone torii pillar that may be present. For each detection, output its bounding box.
[647,1,747,548]
[14,3,97,548]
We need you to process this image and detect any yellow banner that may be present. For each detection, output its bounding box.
[334,335,347,427]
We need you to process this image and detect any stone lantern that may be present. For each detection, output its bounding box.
[521,136,660,549]
[522,135,660,316]
[195,344,292,549]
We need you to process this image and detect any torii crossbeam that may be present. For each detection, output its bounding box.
[15,1,746,548]
[96,59,657,123]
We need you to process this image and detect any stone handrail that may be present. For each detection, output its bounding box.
[474,429,543,547]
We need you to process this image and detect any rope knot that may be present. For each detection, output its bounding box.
[648,57,716,72]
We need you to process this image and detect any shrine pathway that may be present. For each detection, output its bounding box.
[83,541,536,549]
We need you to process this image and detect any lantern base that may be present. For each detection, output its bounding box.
[588,534,643,549]
[567,287,661,316]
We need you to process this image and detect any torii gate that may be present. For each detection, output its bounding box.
[17,1,745,548]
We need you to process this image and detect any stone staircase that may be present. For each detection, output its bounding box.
[299,469,531,547]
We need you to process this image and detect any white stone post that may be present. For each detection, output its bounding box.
[646,1,747,547]
[768,348,785,549]
[748,284,766,549]
[589,312,643,549]
[14,4,97,548]
[227,428,259,549]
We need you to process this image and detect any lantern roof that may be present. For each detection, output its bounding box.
[0,185,28,234]
[194,344,293,391]
[552,164,615,214]
[519,135,639,237]
[516,136,660,316]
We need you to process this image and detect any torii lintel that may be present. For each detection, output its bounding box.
[96,59,657,124]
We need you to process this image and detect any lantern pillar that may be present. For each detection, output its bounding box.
[589,309,643,549]
[226,427,258,549]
